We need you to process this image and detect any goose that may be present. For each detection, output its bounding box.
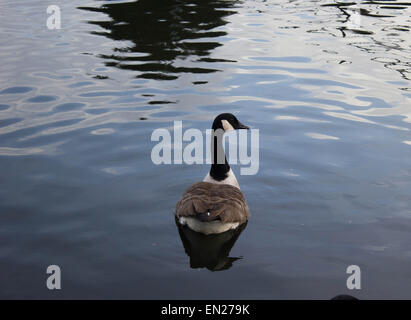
[175,113,250,235]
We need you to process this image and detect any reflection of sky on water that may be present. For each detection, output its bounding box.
[0,0,410,299]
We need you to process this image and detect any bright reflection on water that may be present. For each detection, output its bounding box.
[0,0,410,299]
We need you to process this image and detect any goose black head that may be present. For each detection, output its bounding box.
[212,113,249,132]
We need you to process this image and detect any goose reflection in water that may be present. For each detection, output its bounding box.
[176,218,247,271]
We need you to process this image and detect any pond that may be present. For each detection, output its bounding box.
[0,0,410,299]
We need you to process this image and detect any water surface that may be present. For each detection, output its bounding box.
[0,0,410,299]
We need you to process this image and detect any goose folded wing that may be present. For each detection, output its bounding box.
[175,182,249,224]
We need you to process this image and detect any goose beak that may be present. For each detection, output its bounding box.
[237,122,249,130]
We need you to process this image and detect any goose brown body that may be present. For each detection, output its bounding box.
[175,182,249,225]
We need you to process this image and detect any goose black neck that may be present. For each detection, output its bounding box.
[209,129,230,181]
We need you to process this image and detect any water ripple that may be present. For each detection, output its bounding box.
[1,0,411,299]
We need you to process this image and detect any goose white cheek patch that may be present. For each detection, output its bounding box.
[221,119,235,131]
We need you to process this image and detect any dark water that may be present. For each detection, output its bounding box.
[0,0,411,299]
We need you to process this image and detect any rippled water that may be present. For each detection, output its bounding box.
[0,0,410,299]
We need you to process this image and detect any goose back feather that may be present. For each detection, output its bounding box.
[175,181,249,225]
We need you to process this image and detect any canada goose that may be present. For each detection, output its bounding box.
[175,113,250,235]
